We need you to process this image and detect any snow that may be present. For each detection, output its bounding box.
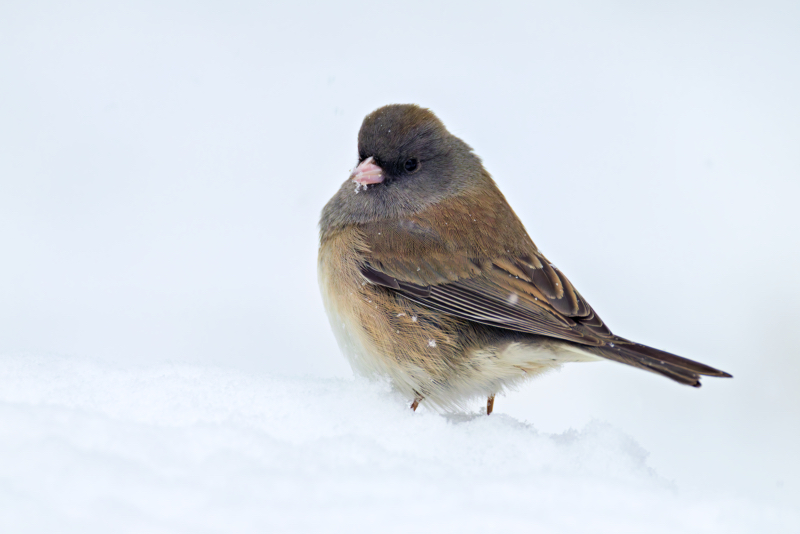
[0,353,796,533]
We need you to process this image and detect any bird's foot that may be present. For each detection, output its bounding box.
[487,394,495,415]
[410,394,423,412]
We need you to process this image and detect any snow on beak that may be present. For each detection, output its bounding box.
[351,156,384,185]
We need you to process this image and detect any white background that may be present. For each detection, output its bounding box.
[1,1,798,531]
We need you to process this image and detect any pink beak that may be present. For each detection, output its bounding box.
[351,156,384,185]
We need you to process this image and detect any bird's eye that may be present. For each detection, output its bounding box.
[404,157,420,173]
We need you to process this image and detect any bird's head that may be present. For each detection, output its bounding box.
[322,104,485,230]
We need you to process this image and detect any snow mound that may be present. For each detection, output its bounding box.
[0,354,794,533]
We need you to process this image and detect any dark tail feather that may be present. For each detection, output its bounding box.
[591,338,733,387]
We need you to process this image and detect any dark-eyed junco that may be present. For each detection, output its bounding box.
[318,104,731,414]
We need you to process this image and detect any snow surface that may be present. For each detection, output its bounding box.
[1,353,796,533]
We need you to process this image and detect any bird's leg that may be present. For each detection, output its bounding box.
[410,394,423,412]
[487,394,495,415]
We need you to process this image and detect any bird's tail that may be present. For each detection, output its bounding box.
[589,338,732,387]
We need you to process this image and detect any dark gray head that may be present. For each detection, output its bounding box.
[320,104,485,232]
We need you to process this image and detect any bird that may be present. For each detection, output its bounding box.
[318,104,731,415]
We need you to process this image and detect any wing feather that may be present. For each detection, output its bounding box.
[349,184,731,383]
